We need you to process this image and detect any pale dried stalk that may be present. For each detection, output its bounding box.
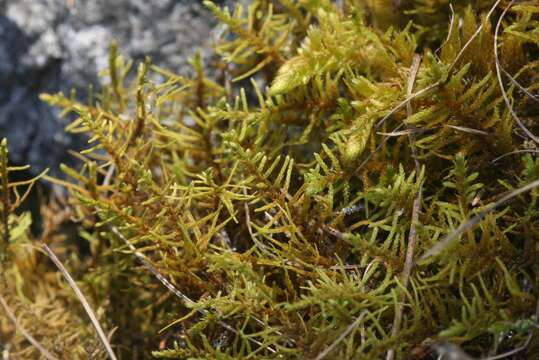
[492,149,539,163]
[447,0,502,73]
[109,225,278,354]
[501,67,539,103]
[435,4,456,56]
[41,244,118,360]
[374,83,438,131]
[494,0,539,144]
[0,294,58,360]
[314,311,366,360]
[420,177,539,261]
[444,125,489,136]
[377,125,488,137]
[386,54,423,360]
[352,2,507,357]
[375,0,503,132]
[403,54,422,289]
[355,123,405,175]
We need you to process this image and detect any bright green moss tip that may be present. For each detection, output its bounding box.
[1,1,539,359]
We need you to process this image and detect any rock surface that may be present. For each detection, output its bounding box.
[0,0,222,175]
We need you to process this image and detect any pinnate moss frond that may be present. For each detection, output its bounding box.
[2,1,539,359]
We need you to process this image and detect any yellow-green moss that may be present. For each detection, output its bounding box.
[2,1,539,359]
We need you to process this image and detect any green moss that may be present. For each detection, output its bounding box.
[2,1,539,359]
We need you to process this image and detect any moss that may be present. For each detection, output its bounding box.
[2,1,539,359]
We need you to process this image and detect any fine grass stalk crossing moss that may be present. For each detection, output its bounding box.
[1,1,539,359]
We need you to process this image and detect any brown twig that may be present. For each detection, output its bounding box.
[386,54,423,360]
[41,244,118,360]
[244,195,255,241]
[1,141,11,247]
[0,294,58,360]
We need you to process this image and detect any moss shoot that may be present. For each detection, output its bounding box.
[1,1,539,359]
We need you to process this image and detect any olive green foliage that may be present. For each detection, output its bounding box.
[0,140,103,358]
[2,0,539,359]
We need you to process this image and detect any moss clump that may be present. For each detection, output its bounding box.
[2,1,539,359]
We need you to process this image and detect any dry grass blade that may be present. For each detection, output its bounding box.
[109,226,196,307]
[376,128,419,137]
[420,178,539,261]
[406,55,422,117]
[492,149,539,163]
[435,4,456,56]
[447,0,502,74]
[374,83,439,130]
[41,244,118,360]
[109,225,278,354]
[241,190,293,344]
[355,123,405,175]
[386,54,423,360]
[314,312,366,360]
[377,125,488,138]
[501,67,539,103]
[444,125,489,136]
[494,0,539,144]
[0,294,58,360]
[243,187,271,255]
[375,0,503,135]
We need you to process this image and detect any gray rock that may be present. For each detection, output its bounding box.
[0,0,225,176]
